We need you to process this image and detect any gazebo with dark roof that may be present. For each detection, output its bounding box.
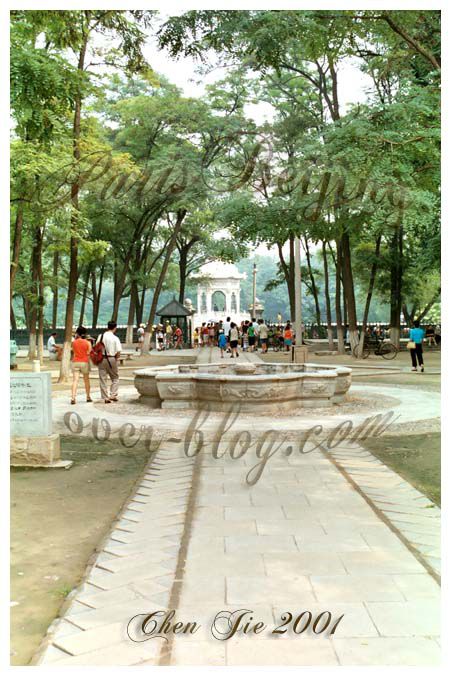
[156,296,194,346]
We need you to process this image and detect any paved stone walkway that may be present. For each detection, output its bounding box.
[34,348,440,666]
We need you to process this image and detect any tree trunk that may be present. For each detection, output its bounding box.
[334,240,345,354]
[416,288,441,323]
[178,246,188,304]
[137,287,146,325]
[125,280,137,345]
[28,228,41,360]
[357,234,382,358]
[28,321,37,360]
[36,227,45,364]
[340,229,359,350]
[59,35,88,382]
[91,263,105,329]
[37,284,45,362]
[322,240,334,350]
[303,236,321,327]
[10,201,24,307]
[22,293,30,330]
[389,224,403,349]
[78,264,91,326]
[276,237,295,321]
[52,251,59,329]
[402,303,413,327]
[143,209,187,351]
[10,304,17,330]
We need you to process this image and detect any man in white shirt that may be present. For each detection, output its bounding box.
[136,324,145,353]
[47,333,57,360]
[47,332,62,360]
[258,319,269,353]
[96,321,122,403]
[223,316,231,337]
[252,318,260,351]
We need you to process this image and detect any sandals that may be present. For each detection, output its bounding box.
[71,399,76,405]
[86,397,93,403]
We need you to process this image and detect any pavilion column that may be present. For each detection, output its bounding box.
[206,290,212,314]
[225,291,232,315]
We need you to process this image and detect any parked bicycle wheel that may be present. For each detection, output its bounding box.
[352,344,370,359]
[379,343,398,359]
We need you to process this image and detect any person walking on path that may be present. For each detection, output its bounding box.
[208,322,215,346]
[218,330,227,358]
[408,320,425,372]
[174,325,183,349]
[425,324,436,347]
[223,316,232,352]
[229,322,240,358]
[247,320,256,352]
[71,326,92,405]
[96,321,122,403]
[201,323,209,347]
[258,319,269,353]
[164,322,173,349]
[137,324,145,353]
[193,327,199,348]
[241,320,249,351]
[156,325,164,351]
[251,317,260,351]
[284,322,293,351]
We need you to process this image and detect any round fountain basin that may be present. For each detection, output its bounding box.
[133,362,351,412]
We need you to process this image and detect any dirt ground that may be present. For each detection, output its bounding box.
[10,437,151,665]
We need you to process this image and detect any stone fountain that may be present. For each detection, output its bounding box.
[133,361,351,413]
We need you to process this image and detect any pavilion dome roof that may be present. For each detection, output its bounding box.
[195,261,246,280]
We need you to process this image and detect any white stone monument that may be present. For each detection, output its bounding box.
[10,372,71,468]
[192,261,250,327]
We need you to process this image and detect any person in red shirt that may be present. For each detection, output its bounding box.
[71,326,92,404]
[174,325,183,349]
[284,323,293,351]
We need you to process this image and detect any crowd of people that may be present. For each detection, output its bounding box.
[43,316,441,404]
[193,317,296,356]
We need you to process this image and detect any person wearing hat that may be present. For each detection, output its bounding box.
[156,325,164,351]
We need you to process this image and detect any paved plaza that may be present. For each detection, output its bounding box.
[33,349,440,666]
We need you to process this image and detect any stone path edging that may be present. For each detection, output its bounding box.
[33,443,197,666]
[325,444,441,580]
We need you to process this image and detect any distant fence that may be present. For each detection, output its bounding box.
[10,322,429,346]
[10,326,137,347]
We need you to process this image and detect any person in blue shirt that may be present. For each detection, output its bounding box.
[218,330,227,358]
[409,320,425,372]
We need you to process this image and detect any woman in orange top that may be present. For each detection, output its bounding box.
[71,326,92,404]
[284,323,293,351]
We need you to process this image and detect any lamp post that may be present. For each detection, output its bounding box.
[294,237,302,342]
[252,263,257,318]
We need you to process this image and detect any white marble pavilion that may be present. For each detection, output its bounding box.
[191,261,251,327]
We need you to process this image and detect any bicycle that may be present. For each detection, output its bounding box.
[352,337,398,360]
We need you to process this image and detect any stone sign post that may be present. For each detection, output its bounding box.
[10,372,71,468]
[292,344,309,364]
